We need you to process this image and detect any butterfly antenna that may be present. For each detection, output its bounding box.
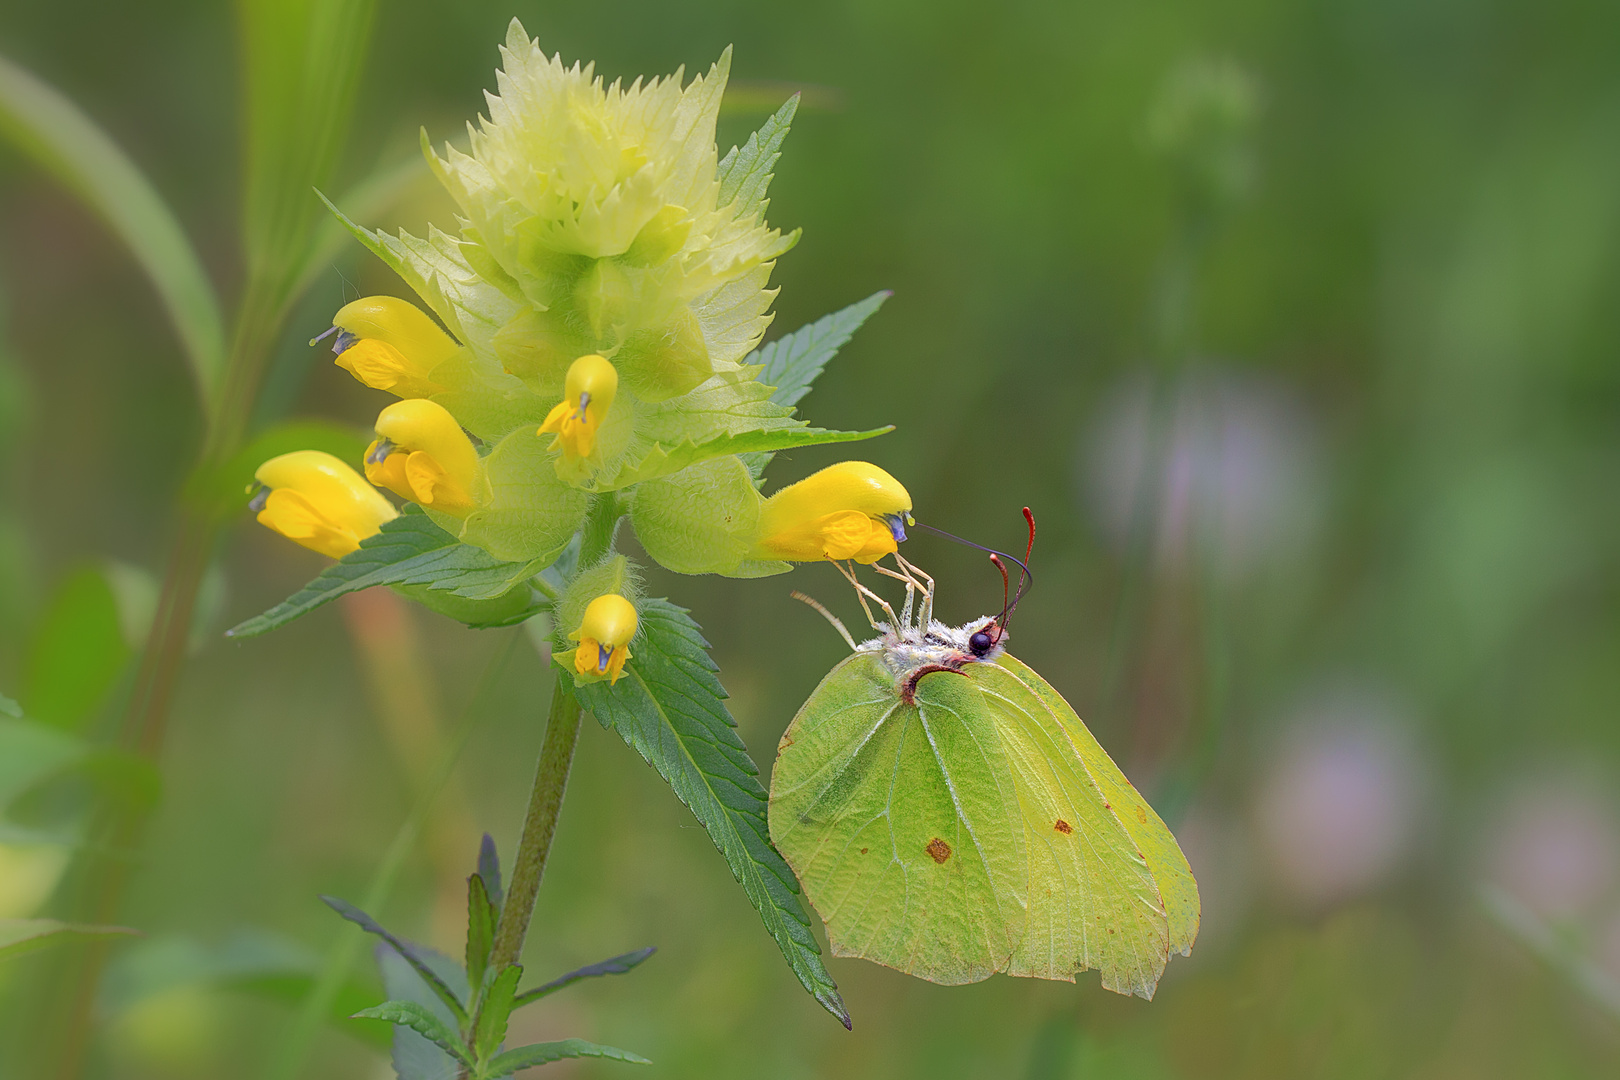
[791,591,859,651]
[1012,507,1036,608]
[989,554,1012,640]
[911,519,1034,602]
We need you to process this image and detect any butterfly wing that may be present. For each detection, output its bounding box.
[768,652,1027,984]
[769,650,1199,997]
[994,653,1201,963]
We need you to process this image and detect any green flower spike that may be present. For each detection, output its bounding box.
[320,17,890,548]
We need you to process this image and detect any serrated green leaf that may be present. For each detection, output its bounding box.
[511,947,655,1008]
[0,918,138,962]
[376,941,471,1080]
[0,54,224,410]
[717,94,798,221]
[754,292,891,410]
[484,1038,650,1077]
[465,875,496,993]
[323,896,467,1023]
[589,413,891,493]
[227,509,546,639]
[472,965,521,1064]
[352,1000,470,1065]
[573,600,848,1027]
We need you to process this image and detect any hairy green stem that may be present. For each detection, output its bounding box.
[486,494,621,974]
[488,680,582,972]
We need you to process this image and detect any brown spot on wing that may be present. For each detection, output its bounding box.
[859,847,868,854]
[1054,819,1074,834]
[925,837,951,864]
[1135,805,1148,824]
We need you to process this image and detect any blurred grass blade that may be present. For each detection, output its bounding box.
[0,919,138,963]
[0,54,224,410]
[239,0,378,309]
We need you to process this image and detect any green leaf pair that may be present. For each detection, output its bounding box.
[226,508,547,639]
[329,836,653,1079]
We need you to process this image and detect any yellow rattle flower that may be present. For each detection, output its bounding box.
[249,451,397,559]
[538,354,618,459]
[317,296,460,398]
[364,399,481,514]
[754,461,913,564]
[569,593,638,685]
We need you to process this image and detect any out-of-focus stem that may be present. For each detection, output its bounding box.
[341,587,479,945]
[264,630,520,1080]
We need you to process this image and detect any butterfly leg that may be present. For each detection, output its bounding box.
[870,559,918,632]
[894,554,936,629]
[790,590,860,651]
[835,560,902,633]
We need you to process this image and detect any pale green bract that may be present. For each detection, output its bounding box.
[768,593,1199,998]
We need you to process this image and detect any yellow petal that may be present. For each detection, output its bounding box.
[404,450,475,512]
[332,296,459,367]
[257,489,363,559]
[254,450,397,554]
[336,339,445,397]
[578,593,638,649]
[373,400,481,496]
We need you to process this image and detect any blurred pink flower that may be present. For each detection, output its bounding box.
[1254,687,1427,906]
[1484,772,1619,923]
[1081,369,1319,580]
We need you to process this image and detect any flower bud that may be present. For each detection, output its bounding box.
[250,451,397,559]
[323,296,460,398]
[364,399,481,514]
[754,461,913,564]
[538,354,618,460]
[568,593,638,685]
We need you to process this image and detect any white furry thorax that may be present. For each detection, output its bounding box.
[857,617,1008,702]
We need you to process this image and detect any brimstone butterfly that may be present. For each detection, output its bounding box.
[767,540,1199,998]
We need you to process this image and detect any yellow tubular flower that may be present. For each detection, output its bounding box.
[538,354,618,459]
[321,296,460,398]
[250,451,397,559]
[364,400,481,515]
[568,594,638,684]
[754,461,913,564]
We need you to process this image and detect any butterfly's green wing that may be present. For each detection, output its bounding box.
[768,650,1199,998]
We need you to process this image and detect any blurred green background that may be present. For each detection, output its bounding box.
[3,0,1620,1076]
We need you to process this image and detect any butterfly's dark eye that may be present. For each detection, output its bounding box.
[969,631,994,655]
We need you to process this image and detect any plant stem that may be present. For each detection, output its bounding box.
[486,492,621,972]
[488,681,582,971]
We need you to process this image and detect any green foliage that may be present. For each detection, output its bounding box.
[323,897,467,1023]
[0,54,224,407]
[470,965,521,1062]
[573,599,849,1027]
[463,873,497,994]
[484,1039,651,1076]
[509,947,656,1008]
[22,567,128,732]
[0,919,138,963]
[227,509,548,638]
[716,95,799,222]
[353,1000,471,1065]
